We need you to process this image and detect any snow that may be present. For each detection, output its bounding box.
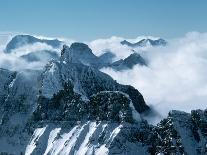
[108,124,122,144]
[95,144,109,155]
[94,124,122,155]
[8,77,16,88]
[43,128,61,155]
[59,123,87,155]
[25,126,47,155]
[49,125,79,155]
[45,122,88,155]
[75,122,99,155]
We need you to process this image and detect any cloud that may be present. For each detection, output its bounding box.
[101,32,207,124]
[0,50,46,71]
[88,36,130,59]
[10,43,59,56]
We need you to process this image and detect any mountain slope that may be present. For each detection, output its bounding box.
[109,53,147,70]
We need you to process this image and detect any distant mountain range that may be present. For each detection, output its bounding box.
[5,35,62,53]
[3,35,165,70]
[121,38,167,48]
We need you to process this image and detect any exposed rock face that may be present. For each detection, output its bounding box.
[89,91,134,123]
[60,44,114,69]
[34,86,138,124]
[61,43,98,65]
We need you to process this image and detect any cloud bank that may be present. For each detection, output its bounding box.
[100,32,207,124]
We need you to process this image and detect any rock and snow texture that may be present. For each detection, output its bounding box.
[24,122,151,155]
[25,126,47,155]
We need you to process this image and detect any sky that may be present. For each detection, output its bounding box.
[0,0,207,41]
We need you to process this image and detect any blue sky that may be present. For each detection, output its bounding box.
[0,0,206,41]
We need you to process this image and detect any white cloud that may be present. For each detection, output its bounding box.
[101,32,207,124]
[89,36,131,59]
[10,43,59,57]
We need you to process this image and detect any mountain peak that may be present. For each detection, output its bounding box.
[109,52,147,70]
[61,42,98,65]
[70,42,90,50]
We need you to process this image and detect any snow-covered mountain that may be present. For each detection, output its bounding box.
[121,38,167,48]
[0,39,206,155]
[0,42,149,154]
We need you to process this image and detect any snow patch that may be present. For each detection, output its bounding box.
[108,125,122,144]
[59,123,87,155]
[95,144,109,155]
[25,126,47,155]
[49,125,79,155]
[43,128,61,155]
[75,122,99,155]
